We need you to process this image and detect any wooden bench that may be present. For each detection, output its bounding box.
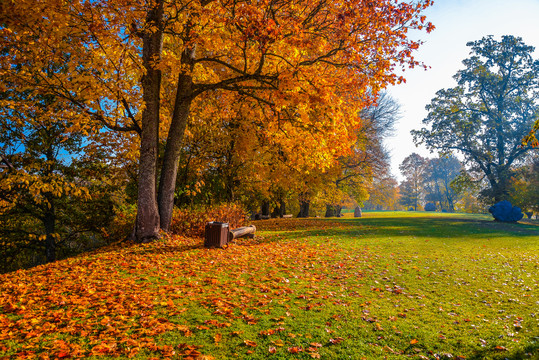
[228,225,256,242]
[205,222,257,248]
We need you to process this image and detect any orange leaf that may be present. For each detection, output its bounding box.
[410,339,418,344]
[244,340,257,347]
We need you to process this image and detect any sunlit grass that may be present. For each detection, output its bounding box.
[0,212,537,359]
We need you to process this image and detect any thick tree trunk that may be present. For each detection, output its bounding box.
[135,2,164,242]
[157,52,195,231]
[491,179,508,203]
[325,204,342,217]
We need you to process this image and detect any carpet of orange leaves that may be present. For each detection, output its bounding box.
[0,219,356,359]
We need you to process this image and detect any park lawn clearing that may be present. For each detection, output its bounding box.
[0,212,537,359]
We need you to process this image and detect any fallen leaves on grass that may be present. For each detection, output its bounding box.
[1,216,537,359]
[0,226,360,357]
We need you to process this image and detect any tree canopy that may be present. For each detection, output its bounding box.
[2,0,434,242]
[412,35,539,203]
[398,153,426,210]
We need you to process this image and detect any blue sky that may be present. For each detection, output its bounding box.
[387,0,539,181]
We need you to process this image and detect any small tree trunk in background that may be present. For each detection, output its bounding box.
[325,204,343,217]
[271,198,286,218]
[261,201,270,217]
[325,204,336,217]
[43,196,56,263]
[279,199,286,217]
[298,199,310,218]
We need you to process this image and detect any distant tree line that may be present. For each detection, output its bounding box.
[398,152,538,215]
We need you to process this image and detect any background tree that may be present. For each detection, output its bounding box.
[2,0,434,242]
[509,156,539,216]
[412,35,539,203]
[323,92,400,217]
[399,153,426,210]
[0,92,115,271]
[422,155,462,212]
[362,176,400,210]
[398,179,419,210]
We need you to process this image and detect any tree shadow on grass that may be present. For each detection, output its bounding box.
[93,215,538,258]
[254,215,539,243]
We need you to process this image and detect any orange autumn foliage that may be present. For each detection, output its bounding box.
[169,204,248,237]
[1,0,435,241]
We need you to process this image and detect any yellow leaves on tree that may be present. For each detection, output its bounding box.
[1,0,435,240]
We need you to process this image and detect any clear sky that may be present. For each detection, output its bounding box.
[387,0,539,181]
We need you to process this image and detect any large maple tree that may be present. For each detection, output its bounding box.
[1,0,434,242]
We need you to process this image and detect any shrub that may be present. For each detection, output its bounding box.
[488,200,524,223]
[170,204,248,237]
[105,204,137,243]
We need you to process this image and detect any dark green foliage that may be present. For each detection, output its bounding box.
[413,35,539,203]
[0,88,117,273]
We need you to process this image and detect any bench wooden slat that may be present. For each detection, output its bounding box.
[228,225,256,242]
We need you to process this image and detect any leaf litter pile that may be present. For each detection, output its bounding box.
[1,214,538,359]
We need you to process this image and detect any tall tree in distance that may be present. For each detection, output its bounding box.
[324,92,400,216]
[363,176,400,210]
[413,36,539,203]
[399,153,426,210]
[423,155,462,212]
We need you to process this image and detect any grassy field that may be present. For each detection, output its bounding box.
[0,212,537,359]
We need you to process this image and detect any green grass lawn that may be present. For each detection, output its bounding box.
[1,212,537,359]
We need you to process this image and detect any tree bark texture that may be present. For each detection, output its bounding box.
[135,1,164,242]
[157,48,195,231]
